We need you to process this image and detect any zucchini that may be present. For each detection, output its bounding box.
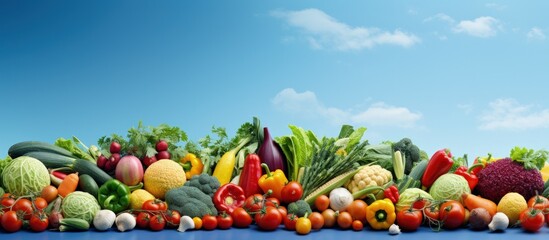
[409,159,428,182]
[59,218,90,231]
[72,159,112,185]
[303,166,363,205]
[78,174,99,198]
[23,151,76,169]
[9,141,74,159]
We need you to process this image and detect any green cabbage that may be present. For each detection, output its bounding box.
[429,173,470,202]
[61,191,101,223]
[2,156,50,196]
[396,188,433,212]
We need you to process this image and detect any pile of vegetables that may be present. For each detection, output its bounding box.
[3,120,549,236]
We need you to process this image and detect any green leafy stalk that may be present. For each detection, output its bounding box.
[510,146,548,170]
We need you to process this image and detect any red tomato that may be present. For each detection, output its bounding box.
[284,213,298,230]
[33,197,48,211]
[314,195,330,212]
[337,211,352,229]
[277,206,287,223]
[309,212,324,230]
[396,208,423,232]
[439,200,465,230]
[243,194,264,212]
[265,197,280,208]
[202,215,218,230]
[528,195,549,211]
[1,193,15,211]
[164,210,181,228]
[520,208,545,232]
[255,206,282,231]
[13,198,33,220]
[232,207,252,228]
[136,212,150,229]
[280,181,303,204]
[29,212,49,232]
[149,214,166,231]
[217,214,233,230]
[142,199,168,211]
[424,204,440,222]
[1,210,22,232]
[352,220,364,231]
[412,198,429,210]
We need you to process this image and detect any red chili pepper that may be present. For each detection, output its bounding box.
[238,154,263,198]
[384,185,399,204]
[213,183,246,215]
[454,166,478,191]
[421,149,453,189]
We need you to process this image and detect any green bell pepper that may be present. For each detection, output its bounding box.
[98,179,131,213]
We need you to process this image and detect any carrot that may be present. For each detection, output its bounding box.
[462,193,497,216]
[57,173,79,198]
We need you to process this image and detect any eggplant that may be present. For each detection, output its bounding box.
[258,127,287,174]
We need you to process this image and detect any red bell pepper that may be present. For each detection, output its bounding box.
[384,185,399,204]
[454,166,478,191]
[213,183,246,214]
[238,154,263,197]
[422,149,453,189]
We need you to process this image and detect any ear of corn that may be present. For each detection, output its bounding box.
[303,167,363,205]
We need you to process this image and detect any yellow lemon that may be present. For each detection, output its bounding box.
[129,189,155,210]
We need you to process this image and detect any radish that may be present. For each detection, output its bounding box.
[156,151,171,160]
[97,155,108,168]
[156,140,168,152]
[110,142,121,153]
[143,155,157,167]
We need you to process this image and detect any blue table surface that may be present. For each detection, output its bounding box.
[2,225,549,240]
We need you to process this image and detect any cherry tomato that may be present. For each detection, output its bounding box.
[1,210,22,232]
[346,200,368,223]
[424,204,440,223]
[217,214,233,230]
[520,208,545,232]
[352,220,364,231]
[284,213,298,230]
[33,197,48,211]
[296,216,312,235]
[528,195,549,211]
[314,195,330,212]
[29,212,49,232]
[412,198,429,210]
[337,211,353,229]
[13,198,33,220]
[322,209,336,228]
[439,200,465,230]
[396,208,423,232]
[193,217,203,229]
[280,181,303,204]
[243,194,264,212]
[232,207,252,228]
[149,214,166,231]
[265,197,280,208]
[40,185,58,203]
[1,193,15,212]
[136,212,150,229]
[202,215,218,230]
[164,210,181,228]
[309,212,324,230]
[142,199,168,211]
[255,206,282,231]
[277,206,287,222]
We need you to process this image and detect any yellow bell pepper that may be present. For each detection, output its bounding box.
[180,153,204,180]
[258,163,288,200]
[366,198,396,230]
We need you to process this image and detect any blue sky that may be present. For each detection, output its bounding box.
[2,1,549,161]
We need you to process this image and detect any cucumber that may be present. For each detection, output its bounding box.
[59,218,90,231]
[23,151,76,169]
[9,141,74,159]
[409,159,429,182]
[72,159,112,185]
[78,174,99,198]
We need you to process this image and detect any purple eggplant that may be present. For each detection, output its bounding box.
[258,127,287,174]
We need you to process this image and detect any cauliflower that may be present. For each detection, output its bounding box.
[346,165,392,194]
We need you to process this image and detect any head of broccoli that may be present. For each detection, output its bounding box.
[183,173,220,197]
[165,186,218,218]
[287,200,312,217]
[392,138,423,174]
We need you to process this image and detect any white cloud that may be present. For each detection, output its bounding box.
[453,16,500,38]
[485,3,507,11]
[271,8,420,51]
[527,27,546,40]
[272,88,422,127]
[423,13,455,24]
[479,98,549,130]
